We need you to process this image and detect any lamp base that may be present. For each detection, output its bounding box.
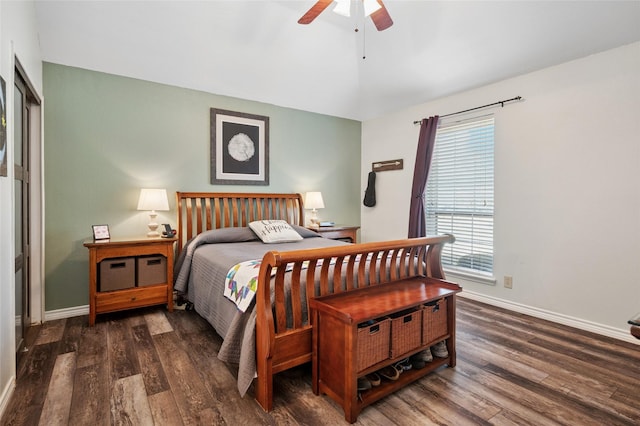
[309,209,321,228]
[147,212,160,237]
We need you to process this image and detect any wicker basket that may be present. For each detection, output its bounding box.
[356,318,391,372]
[390,309,422,358]
[422,298,448,345]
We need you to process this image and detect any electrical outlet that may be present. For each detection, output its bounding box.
[504,276,513,289]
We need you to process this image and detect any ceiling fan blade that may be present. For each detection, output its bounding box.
[298,0,334,25]
[370,0,393,31]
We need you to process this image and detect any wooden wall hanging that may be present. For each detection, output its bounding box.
[372,159,403,172]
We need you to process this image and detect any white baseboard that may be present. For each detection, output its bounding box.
[0,376,15,422]
[44,296,639,346]
[459,290,639,345]
[44,305,89,321]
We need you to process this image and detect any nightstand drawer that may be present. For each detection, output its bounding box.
[95,285,167,313]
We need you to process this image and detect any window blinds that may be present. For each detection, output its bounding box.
[425,116,494,274]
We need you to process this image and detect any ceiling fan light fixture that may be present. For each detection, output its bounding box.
[333,0,351,17]
[363,0,382,17]
[298,0,392,31]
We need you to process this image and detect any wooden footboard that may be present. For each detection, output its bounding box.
[254,235,454,411]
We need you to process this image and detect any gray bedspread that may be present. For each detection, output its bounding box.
[173,225,347,396]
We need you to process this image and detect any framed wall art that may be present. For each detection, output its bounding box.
[0,75,7,177]
[210,108,269,185]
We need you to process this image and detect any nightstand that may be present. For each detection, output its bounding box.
[83,236,177,326]
[308,225,360,243]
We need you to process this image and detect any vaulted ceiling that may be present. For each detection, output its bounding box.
[34,1,640,121]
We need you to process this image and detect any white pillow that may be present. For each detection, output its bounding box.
[249,220,303,243]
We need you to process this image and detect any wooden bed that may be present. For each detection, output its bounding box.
[175,192,455,411]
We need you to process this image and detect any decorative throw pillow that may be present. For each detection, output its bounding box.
[249,220,303,243]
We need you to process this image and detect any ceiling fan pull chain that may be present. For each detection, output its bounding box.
[362,23,367,59]
[357,0,367,60]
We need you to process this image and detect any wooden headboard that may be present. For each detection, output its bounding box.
[175,192,304,253]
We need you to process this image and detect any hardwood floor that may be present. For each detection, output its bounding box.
[2,298,639,425]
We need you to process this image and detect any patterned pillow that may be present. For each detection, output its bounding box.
[249,220,303,243]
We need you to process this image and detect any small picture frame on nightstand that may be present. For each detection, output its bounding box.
[92,224,110,240]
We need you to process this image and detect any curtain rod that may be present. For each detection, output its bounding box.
[413,96,522,125]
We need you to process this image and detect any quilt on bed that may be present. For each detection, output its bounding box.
[224,259,262,312]
[224,258,339,313]
[173,225,348,396]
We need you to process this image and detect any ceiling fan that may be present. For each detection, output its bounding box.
[298,0,393,31]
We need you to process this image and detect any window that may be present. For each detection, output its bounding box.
[425,116,494,275]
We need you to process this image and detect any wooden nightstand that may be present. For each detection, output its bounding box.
[308,225,360,243]
[84,236,177,326]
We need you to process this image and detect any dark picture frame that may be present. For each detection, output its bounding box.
[92,224,110,240]
[0,75,7,177]
[211,108,269,185]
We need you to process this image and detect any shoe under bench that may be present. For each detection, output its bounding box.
[309,276,462,423]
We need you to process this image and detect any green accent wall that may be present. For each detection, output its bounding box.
[43,63,361,311]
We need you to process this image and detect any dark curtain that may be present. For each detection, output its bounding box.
[408,116,439,238]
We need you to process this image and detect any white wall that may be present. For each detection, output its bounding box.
[0,0,43,417]
[362,42,640,343]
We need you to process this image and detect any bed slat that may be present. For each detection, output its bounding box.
[274,267,287,333]
[290,263,304,329]
[332,256,345,294]
[346,255,357,290]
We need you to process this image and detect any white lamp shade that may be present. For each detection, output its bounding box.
[137,188,169,211]
[304,192,325,210]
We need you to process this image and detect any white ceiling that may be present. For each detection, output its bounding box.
[34,1,640,121]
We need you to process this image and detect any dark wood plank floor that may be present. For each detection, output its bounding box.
[2,298,639,425]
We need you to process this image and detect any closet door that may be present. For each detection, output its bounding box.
[14,70,32,358]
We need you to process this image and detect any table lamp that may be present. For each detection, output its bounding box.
[304,191,324,228]
[137,188,170,237]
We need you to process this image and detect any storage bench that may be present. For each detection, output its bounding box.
[310,276,462,423]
